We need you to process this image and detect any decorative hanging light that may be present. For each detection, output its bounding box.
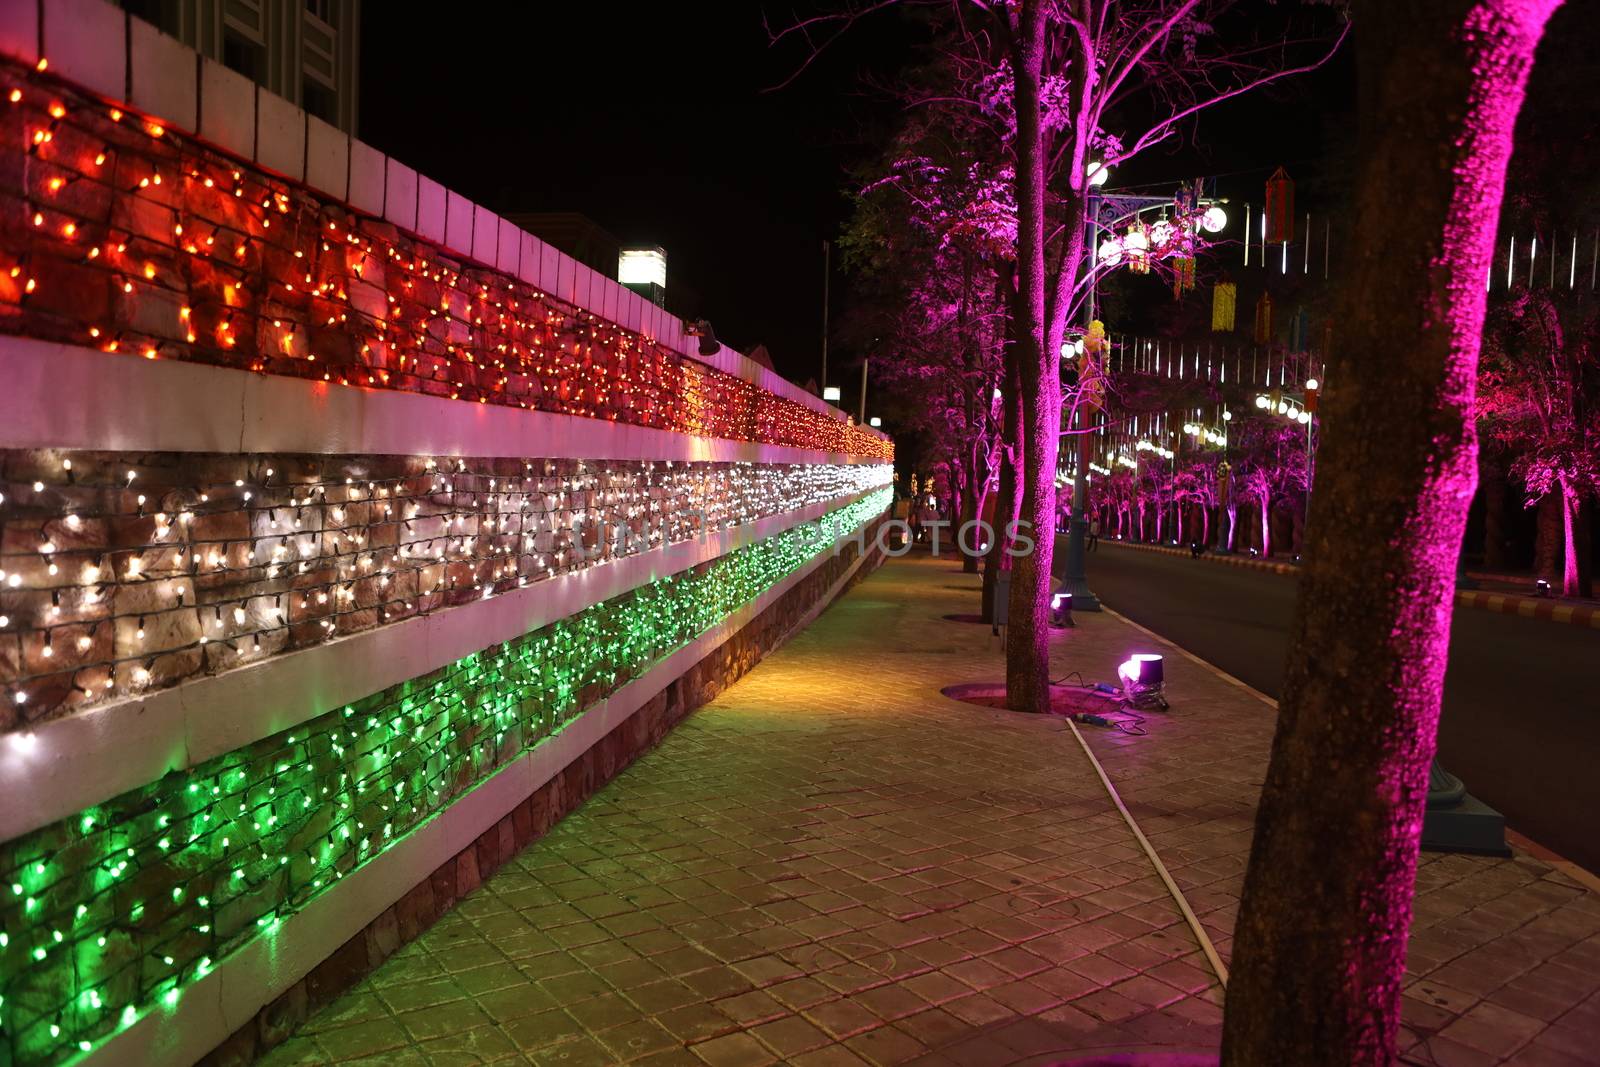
[1265,167,1295,244]
[1123,222,1150,274]
[1211,282,1237,331]
[1201,205,1228,233]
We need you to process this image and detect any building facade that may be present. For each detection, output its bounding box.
[120,0,359,132]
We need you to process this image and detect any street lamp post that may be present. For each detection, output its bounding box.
[1056,178,1226,609]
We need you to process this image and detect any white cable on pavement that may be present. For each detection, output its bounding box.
[1062,717,1231,988]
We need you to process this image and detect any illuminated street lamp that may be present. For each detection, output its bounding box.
[823,386,842,403]
[869,416,882,428]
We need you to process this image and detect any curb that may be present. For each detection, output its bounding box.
[1101,539,1600,631]
[1454,589,1600,630]
[1101,537,1298,575]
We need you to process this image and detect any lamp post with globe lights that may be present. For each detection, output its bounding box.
[1056,165,1230,608]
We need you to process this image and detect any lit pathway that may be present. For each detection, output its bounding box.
[259,553,1600,1066]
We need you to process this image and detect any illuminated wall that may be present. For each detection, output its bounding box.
[0,7,892,1065]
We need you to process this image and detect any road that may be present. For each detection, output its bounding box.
[1083,543,1600,875]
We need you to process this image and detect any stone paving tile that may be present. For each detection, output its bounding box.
[258,553,1599,1066]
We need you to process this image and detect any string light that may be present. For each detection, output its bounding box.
[3,451,888,734]
[0,69,889,462]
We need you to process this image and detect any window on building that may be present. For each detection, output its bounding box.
[223,29,264,81]
[119,0,181,37]
[303,78,337,124]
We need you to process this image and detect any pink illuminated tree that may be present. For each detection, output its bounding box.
[1223,3,1564,1065]
[1479,287,1598,594]
[776,0,1346,711]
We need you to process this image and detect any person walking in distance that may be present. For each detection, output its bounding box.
[1088,514,1100,552]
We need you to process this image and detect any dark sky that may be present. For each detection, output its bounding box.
[359,7,1373,390]
[359,5,910,387]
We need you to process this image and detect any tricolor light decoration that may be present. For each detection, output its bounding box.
[0,65,889,462]
[0,489,891,1066]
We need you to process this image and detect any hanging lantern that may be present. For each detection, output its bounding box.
[1172,256,1196,297]
[1082,320,1108,410]
[1288,306,1310,352]
[1265,166,1295,244]
[1253,291,1274,344]
[1097,236,1124,266]
[1124,221,1150,274]
[1201,205,1228,234]
[1211,282,1237,331]
[1149,218,1175,249]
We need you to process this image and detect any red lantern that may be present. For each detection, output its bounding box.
[1253,292,1274,344]
[1265,166,1295,244]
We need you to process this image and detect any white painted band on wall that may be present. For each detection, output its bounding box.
[0,336,882,466]
[0,486,886,843]
[71,499,885,1067]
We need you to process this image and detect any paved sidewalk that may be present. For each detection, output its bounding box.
[259,553,1600,1066]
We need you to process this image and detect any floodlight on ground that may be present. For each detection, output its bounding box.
[1051,592,1073,629]
[1117,654,1168,710]
[823,386,841,403]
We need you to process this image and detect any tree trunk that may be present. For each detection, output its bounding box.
[1222,4,1558,1065]
[1559,475,1580,596]
[1258,495,1272,557]
[1226,503,1238,551]
[1480,453,1509,570]
[1535,490,1561,579]
[983,357,1023,624]
[1004,0,1060,713]
[1579,499,1593,598]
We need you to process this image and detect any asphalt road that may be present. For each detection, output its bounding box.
[1083,543,1600,875]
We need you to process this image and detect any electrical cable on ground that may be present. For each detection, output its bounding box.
[1058,716,1231,988]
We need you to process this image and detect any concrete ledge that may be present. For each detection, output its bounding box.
[0,336,882,468]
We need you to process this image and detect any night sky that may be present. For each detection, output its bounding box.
[360,5,914,388]
[359,7,1362,389]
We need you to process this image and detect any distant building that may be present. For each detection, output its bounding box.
[509,212,700,319]
[617,246,667,309]
[118,0,360,133]
[506,212,622,278]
